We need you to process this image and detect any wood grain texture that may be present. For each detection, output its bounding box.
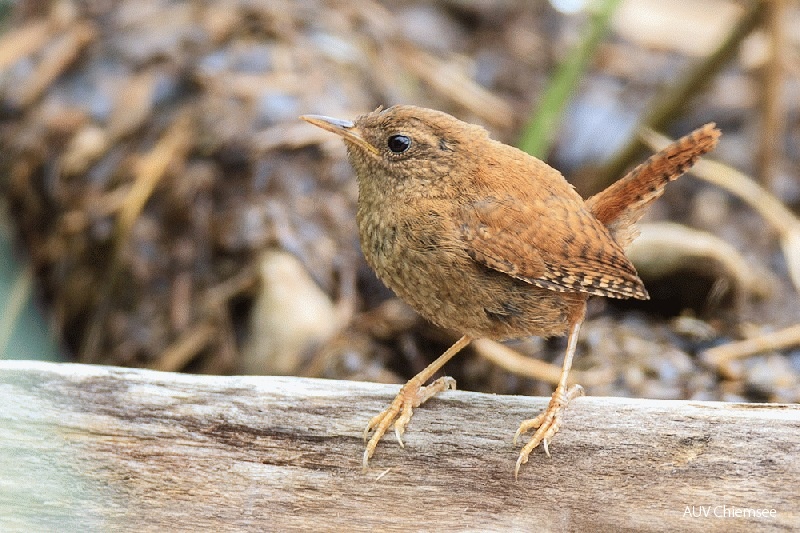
[1,360,797,532]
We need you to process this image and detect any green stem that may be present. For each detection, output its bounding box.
[517,0,623,159]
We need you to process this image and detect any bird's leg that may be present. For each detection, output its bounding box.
[363,334,471,470]
[513,313,586,478]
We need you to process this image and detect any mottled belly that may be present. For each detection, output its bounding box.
[364,239,579,341]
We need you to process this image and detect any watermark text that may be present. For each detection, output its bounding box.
[684,505,776,519]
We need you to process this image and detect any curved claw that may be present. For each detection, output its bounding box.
[394,424,406,448]
[362,448,370,471]
[514,453,526,479]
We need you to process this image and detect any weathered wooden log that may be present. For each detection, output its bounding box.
[1,360,797,532]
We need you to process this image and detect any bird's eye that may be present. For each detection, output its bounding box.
[387,134,411,153]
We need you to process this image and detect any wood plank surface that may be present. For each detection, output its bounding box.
[1,360,797,532]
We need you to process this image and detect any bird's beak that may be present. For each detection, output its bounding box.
[300,114,379,155]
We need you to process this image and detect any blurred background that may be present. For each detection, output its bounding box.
[0,0,798,403]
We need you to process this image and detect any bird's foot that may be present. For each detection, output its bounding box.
[513,383,584,478]
[363,376,456,470]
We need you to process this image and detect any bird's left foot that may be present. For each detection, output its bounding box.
[362,376,456,470]
[513,383,584,477]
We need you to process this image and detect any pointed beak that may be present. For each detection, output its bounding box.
[300,114,379,155]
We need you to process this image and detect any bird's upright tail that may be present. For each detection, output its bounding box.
[586,123,721,249]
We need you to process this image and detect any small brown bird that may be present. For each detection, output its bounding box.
[302,106,720,476]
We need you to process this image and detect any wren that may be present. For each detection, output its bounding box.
[302,106,720,476]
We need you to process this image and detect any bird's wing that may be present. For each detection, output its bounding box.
[459,194,648,299]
